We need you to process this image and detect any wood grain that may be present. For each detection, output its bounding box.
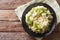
[0,21,25,32]
[0,32,35,40]
[0,0,31,10]
[0,10,24,32]
[0,32,59,40]
[43,31,60,40]
[57,0,60,5]
[0,0,59,10]
[0,10,19,21]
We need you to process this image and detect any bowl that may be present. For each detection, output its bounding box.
[22,2,57,37]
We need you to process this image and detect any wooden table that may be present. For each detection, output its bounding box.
[0,0,60,40]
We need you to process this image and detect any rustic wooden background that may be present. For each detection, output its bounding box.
[0,0,60,40]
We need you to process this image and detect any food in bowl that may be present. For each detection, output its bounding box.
[25,6,53,34]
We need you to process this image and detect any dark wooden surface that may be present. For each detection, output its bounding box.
[0,0,60,40]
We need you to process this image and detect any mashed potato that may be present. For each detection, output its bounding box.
[25,6,53,34]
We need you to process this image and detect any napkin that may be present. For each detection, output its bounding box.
[15,0,60,40]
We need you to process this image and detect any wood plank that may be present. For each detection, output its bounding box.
[0,32,35,40]
[0,0,59,10]
[0,21,24,32]
[57,0,60,5]
[0,0,31,10]
[0,32,59,40]
[0,10,19,21]
[0,10,24,32]
[0,21,59,32]
[43,31,60,40]
[54,23,60,32]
